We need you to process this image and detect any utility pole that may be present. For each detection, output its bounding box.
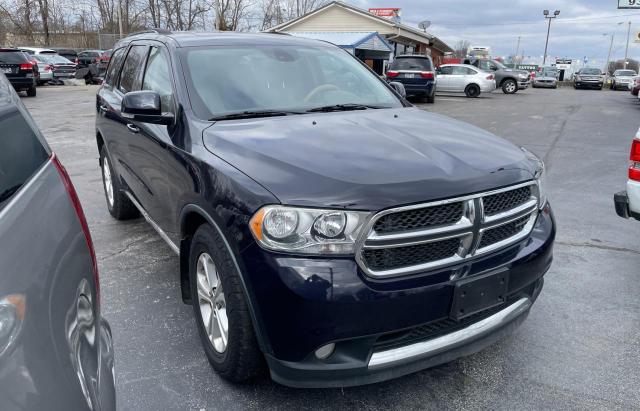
[604,33,614,74]
[542,10,560,66]
[514,36,521,64]
[624,21,631,69]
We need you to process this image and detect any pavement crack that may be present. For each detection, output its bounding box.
[556,240,640,255]
[99,236,150,261]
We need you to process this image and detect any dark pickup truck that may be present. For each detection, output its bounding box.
[96,30,555,388]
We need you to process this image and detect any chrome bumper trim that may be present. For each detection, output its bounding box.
[368,297,531,370]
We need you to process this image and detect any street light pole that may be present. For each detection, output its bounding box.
[604,33,614,74]
[542,9,560,66]
[624,21,631,69]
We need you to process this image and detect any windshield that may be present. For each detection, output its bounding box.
[541,68,557,77]
[181,45,401,119]
[615,70,636,77]
[38,55,74,64]
[579,68,601,75]
[389,57,432,71]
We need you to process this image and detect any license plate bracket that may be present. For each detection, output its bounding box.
[404,73,415,78]
[450,269,509,321]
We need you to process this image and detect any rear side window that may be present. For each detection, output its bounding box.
[0,51,28,64]
[389,57,432,71]
[0,109,49,211]
[119,45,148,93]
[104,48,125,85]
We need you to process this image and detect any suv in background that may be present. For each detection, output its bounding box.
[0,49,37,96]
[386,54,436,103]
[0,73,115,409]
[465,58,530,94]
[610,69,637,90]
[96,31,554,388]
[78,50,103,68]
[615,131,640,221]
[573,68,604,89]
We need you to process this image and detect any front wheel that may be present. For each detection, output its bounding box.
[465,84,481,98]
[501,79,517,94]
[26,86,36,97]
[189,224,264,382]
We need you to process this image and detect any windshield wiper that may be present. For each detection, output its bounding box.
[208,110,304,121]
[306,104,390,113]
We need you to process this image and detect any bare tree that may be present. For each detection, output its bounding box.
[452,40,470,59]
[214,0,252,31]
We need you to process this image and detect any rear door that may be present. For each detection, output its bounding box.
[100,44,151,208]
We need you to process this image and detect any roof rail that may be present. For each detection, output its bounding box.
[125,28,172,37]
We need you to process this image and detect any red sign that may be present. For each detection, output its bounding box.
[368,8,401,18]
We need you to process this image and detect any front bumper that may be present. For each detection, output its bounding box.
[533,80,557,88]
[518,79,530,89]
[241,205,555,387]
[575,80,603,88]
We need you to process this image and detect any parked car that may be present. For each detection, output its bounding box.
[31,54,54,84]
[49,47,79,64]
[630,77,640,96]
[435,64,496,97]
[610,69,637,90]
[464,58,530,94]
[36,54,77,83]
[532,67,558,89]
[573,68,604,89]
[614,130,640,221]
[385,54,436,103]
[18,46,57,56]
[0,48,37,96]
[77,49,103,68]
[0,72,115,409]
[96,31,555,388]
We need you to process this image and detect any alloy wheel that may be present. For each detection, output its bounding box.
[102,157,114,207]
[196,252,229,353]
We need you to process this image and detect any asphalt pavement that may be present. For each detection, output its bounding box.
[22,85,640,410]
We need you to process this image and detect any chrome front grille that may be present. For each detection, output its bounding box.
[356,182,539,278]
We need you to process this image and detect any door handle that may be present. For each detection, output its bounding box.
[99,104,108,112]
[126,123,139,133]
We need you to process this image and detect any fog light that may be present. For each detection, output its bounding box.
[314,343,335,360]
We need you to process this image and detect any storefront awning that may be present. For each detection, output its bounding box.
[289,31,393,54]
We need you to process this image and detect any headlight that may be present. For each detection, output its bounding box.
[575,75,581,81]
[250,205,371,254]
[520,147,548,209]
[0,294,25,357]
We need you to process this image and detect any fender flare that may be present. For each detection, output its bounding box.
[178,203,271,354]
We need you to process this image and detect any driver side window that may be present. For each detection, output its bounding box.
[439,66,453,75]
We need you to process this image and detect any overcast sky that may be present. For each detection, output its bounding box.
[351,0,640,66]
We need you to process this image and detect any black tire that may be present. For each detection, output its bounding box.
[465,84,481,98]
[189,224,264,382]
[425,92,435,104]
[99,146,139,220]
[611,82,615,90]
[501,79,517,94]
[26,86,36,97]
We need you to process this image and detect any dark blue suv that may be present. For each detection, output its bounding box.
[96,30,555,388]
[386,55,436,103]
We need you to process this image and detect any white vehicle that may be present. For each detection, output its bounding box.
[614,131,640,221]
[18,47,57,56]
[31,54,54,84]
[435,64,496,97]
[610,69,637,90]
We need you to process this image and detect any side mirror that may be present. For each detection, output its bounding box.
[122,90,173,125]
[389,81,406,98]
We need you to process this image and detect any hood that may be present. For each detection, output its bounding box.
[503,69,529,76]
[616,76,635,80]
[202,107,537,210]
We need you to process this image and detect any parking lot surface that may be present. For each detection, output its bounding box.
[23,86,640,410]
